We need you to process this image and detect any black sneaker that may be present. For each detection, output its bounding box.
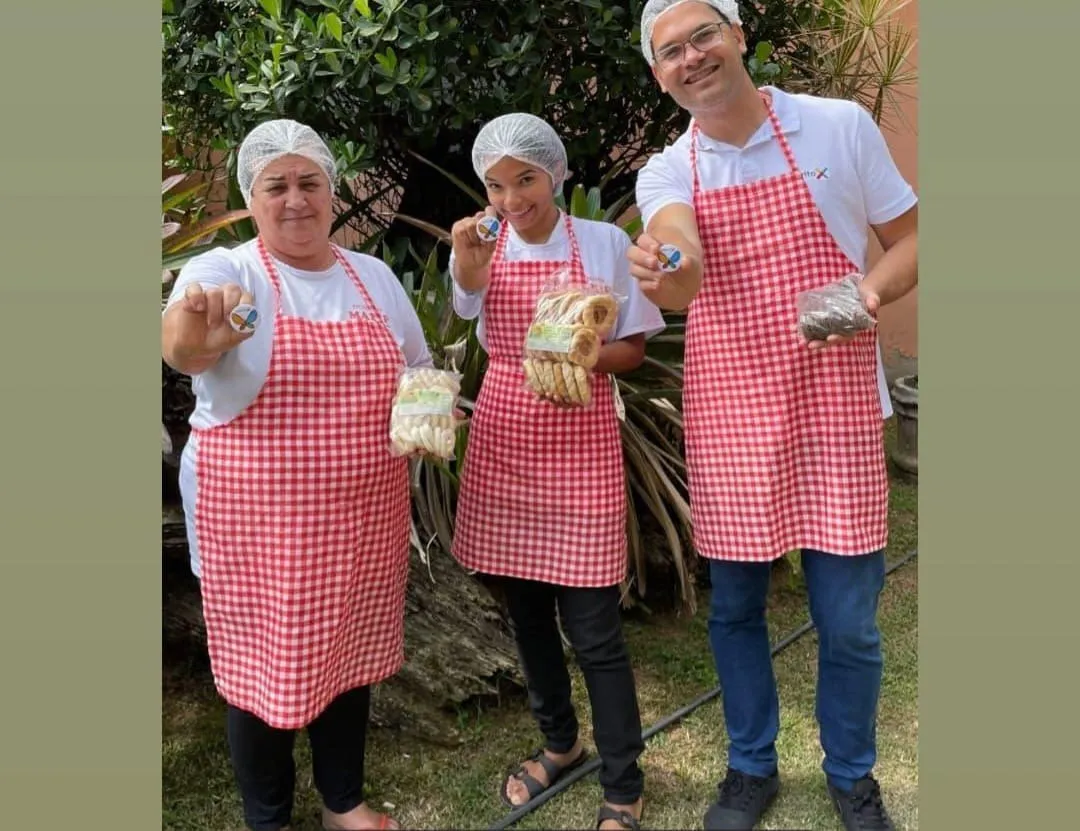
[828,775,895,831]
[703,768,780,831]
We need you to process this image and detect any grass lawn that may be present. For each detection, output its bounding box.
[163,423,918,830]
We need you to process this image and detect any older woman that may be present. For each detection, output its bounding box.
[162,119,432,831]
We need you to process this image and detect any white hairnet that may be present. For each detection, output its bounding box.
[640,0,742,66]
[471,113,568,192]
[236,118,337,207]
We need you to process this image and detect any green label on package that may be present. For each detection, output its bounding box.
[526,322,574,353]
[393,389,454,417]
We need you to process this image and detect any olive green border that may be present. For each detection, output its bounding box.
[0,2,162,827]
[920,1,1078,828]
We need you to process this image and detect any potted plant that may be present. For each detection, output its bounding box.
[890,373,918,478]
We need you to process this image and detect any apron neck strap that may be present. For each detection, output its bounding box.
[689,90,800,194]
[493,210,586,279]
[255,237,381,319]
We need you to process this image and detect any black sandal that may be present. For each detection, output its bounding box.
[595,804,643,830]
[499,747,589,808]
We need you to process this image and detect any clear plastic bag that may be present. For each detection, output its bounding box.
[522,268,623,408]
[389,368,463,460]
[796,273,876,342]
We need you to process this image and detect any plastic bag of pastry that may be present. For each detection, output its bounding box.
[521,268,624,408]
[796,273,877,342]
[389,367,463,460]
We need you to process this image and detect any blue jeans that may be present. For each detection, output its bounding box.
[707,550,886,793]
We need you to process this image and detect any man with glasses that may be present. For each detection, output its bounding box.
[628,2,918,830]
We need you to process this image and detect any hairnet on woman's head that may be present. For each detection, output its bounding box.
[236,119,337,207]
[640,0,742,66]
[471,113,569,192]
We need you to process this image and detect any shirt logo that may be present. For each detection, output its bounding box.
[802,167,830,180]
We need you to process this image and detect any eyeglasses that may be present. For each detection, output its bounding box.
[654,22,728,69]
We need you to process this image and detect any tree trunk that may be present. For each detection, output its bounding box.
[163,500,523,746]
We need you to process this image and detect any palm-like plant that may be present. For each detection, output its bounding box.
[785,0,917,130]
[161,170,252,304]
[552,184,695,611]
[161,169,252,462]
[391,241,485,574]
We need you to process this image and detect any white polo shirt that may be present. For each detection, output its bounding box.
[635,86,918,418]
[164,240,434,577]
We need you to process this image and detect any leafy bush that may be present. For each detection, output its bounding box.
[162,0,808,253]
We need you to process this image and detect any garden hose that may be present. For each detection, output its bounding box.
[487,547,919,831]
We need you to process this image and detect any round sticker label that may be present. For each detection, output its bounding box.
[477,215,502,242]
[657,244,683,272]
[229,303,259,334]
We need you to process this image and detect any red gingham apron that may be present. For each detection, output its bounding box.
[683,95,889,562]
[451,214,626,586]
[193,238,411,729]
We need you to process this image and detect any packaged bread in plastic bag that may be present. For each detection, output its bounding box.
[389,368,463,460]
[522,268,622,408]
[796,273,877,342]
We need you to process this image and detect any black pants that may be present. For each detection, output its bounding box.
[226,686,371,831]
[499,578,645,804]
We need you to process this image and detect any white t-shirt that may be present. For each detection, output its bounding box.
[164,239,434,576]
[450,213,666,348]
[635,86,918,418]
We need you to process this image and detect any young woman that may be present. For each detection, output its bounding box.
[448,113,665,831]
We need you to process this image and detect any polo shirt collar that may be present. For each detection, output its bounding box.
[692,86,801,152]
